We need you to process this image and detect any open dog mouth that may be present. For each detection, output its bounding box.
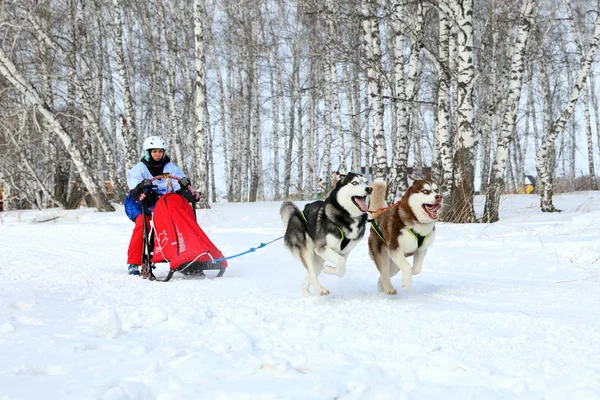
[352,196,369,212]
[423,203,442,219]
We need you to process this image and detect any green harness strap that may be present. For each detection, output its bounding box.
[408,228,427,248]
[300,210,349,250]
[369,219,388,245]
[369,219,428,249]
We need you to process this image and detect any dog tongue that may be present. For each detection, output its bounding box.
[354,196,368,212]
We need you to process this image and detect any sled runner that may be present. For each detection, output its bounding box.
[138,175,227,282]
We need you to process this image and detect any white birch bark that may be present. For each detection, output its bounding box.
[589,72,600,170]
[306,81,316,198]
[283,74,296,198]
[158,1,183,165]
[193,0,209,208]
[31,8,122,201]
[111,0,138,171]
[435,6,453,199]
[536,1,600,211]
[325,0,346,172]
[387,0,406,196]
[348,63,361,172]
[567,0,597,190]
[583,82,598,189]
[362,0,387,180]
[444,0,476,223]
[398,1,423,189]
[0,47,112,211]
[296,90,304,198]
[483,0,538,222]
[249,49,261,202]
[268,41,281,200]
[215,56,230,197]
[322,42,333,185]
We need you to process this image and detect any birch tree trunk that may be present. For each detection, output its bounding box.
[215,55,230,196]
[397,1,423,193]
[0,47,113,211]
[387,0,407,197]
[362,0,387,181]
[483,0,537,223]
[268,45,281,200]
[589,73,600,171]
[435,5,454,199]
[323,37,334,186]
[326,0,346,172]
[348,63,361,172]
[111,0,138,171]
[158,1,183,165]
[249,50,261,202]
[568,0,597,191]
[193,0,209,208]
[444,0,476,223]
[583,81,598,189]
[536,1,600,212]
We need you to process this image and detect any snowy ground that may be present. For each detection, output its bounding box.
[1,192,599,400]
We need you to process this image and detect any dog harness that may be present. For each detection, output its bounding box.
[368,219,388,245]
[300,211,350,250]
[369,220,428,248]
[408,228,427,248]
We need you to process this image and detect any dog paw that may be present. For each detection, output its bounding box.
[319,288,330,296]
[386,288,397,295]
[412,266,422,275]
[402,280,412,291]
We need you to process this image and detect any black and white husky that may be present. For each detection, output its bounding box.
[280,172,372,296]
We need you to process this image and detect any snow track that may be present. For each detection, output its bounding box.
[1,194,599,399]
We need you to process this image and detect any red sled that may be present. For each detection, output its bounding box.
[141,193,227,281]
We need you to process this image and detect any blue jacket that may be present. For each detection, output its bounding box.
[124,160,186,221]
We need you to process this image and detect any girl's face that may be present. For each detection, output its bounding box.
[150,149,164,161]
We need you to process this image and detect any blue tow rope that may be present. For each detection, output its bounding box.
[210,235,284,264]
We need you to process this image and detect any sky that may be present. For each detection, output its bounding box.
[1,192,599,399]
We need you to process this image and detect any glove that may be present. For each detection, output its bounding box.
[181,190,198,203]
[131,179,157,205]
[179,177,191,188]
[139,189,158,206]
[137,179,152,190]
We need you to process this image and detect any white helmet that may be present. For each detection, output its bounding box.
[143,136,167,151]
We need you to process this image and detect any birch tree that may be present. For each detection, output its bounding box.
[483,0,538,223]
[111,0,138,171]
[362,0,387,180]
[443,0,476,223]
[583,81,598,190]
[536,0,600,212]
[193,0,209,208]
[0,46,113,211]
[434,4,454,199]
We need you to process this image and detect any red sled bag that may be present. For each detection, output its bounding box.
[150,193,228,271]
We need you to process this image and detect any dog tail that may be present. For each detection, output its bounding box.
[280,200,301,227]
[368,178,388,218]
[280,201,308,251]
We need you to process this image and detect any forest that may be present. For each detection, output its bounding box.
[0,0,599,223]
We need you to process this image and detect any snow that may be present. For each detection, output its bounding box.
[1,192,600,400]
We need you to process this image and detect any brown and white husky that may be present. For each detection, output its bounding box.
[367,178,442,295]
